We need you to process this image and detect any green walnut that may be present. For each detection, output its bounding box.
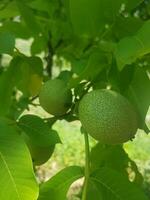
[39,79,72,116]
[79,89,138,144]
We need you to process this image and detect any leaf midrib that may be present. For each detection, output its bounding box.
[91,177,122,200]
[0,151,21,200]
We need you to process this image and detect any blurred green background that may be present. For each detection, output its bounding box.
[2,39,150,198]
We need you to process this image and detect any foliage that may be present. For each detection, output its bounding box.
[0,0,150,199]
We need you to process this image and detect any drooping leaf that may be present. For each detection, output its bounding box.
[38,166,83,200]
[18,114,60,147]
[91,167,148,200]
[124,67,150,130]
[0,118,39,200]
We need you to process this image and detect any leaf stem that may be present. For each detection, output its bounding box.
[82,130,90,200]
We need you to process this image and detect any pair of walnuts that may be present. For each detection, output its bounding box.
[39,79,138,145]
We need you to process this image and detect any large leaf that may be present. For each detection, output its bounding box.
[18,114,60,147]
[87,179,103,200]
[0,118,39,200]
[91,144,129,173]
[115,20,150,70]
[68,0,101,36]
[67,0,123,36]
[38,166,83,200]
[67,0,141,37]
[90,143,143,185]
[91,167,148,200]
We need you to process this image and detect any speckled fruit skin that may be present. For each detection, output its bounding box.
[39,79,72,116]
[79,89,138,144]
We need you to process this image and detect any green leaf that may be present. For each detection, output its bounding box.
[29,0,58,17]
[87,179,103,200]
[115,20,150,70]
[18,114,61,147]
[112,16,143,40]
[0,32,15,55]
[90,143,143,185]
[125,0,143,10]
[16,0,42,35]
[124,67,150,130]
[0,72,13,116]
[68,0,101,36]
[68,50,108,88]
[0,118,39,200]
[38,166,83,200]
[91,167,148,200]
[0,61,17,116]
[68,0,141,37]
[14,56,43,97]
[91,143,129,174]
[0,1,19,19]
[31,36,47,55]
[0,21,32,39]
[67,0,122,36]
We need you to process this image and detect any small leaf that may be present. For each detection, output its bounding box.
[38,166,83,200]
[0,118,39,200]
